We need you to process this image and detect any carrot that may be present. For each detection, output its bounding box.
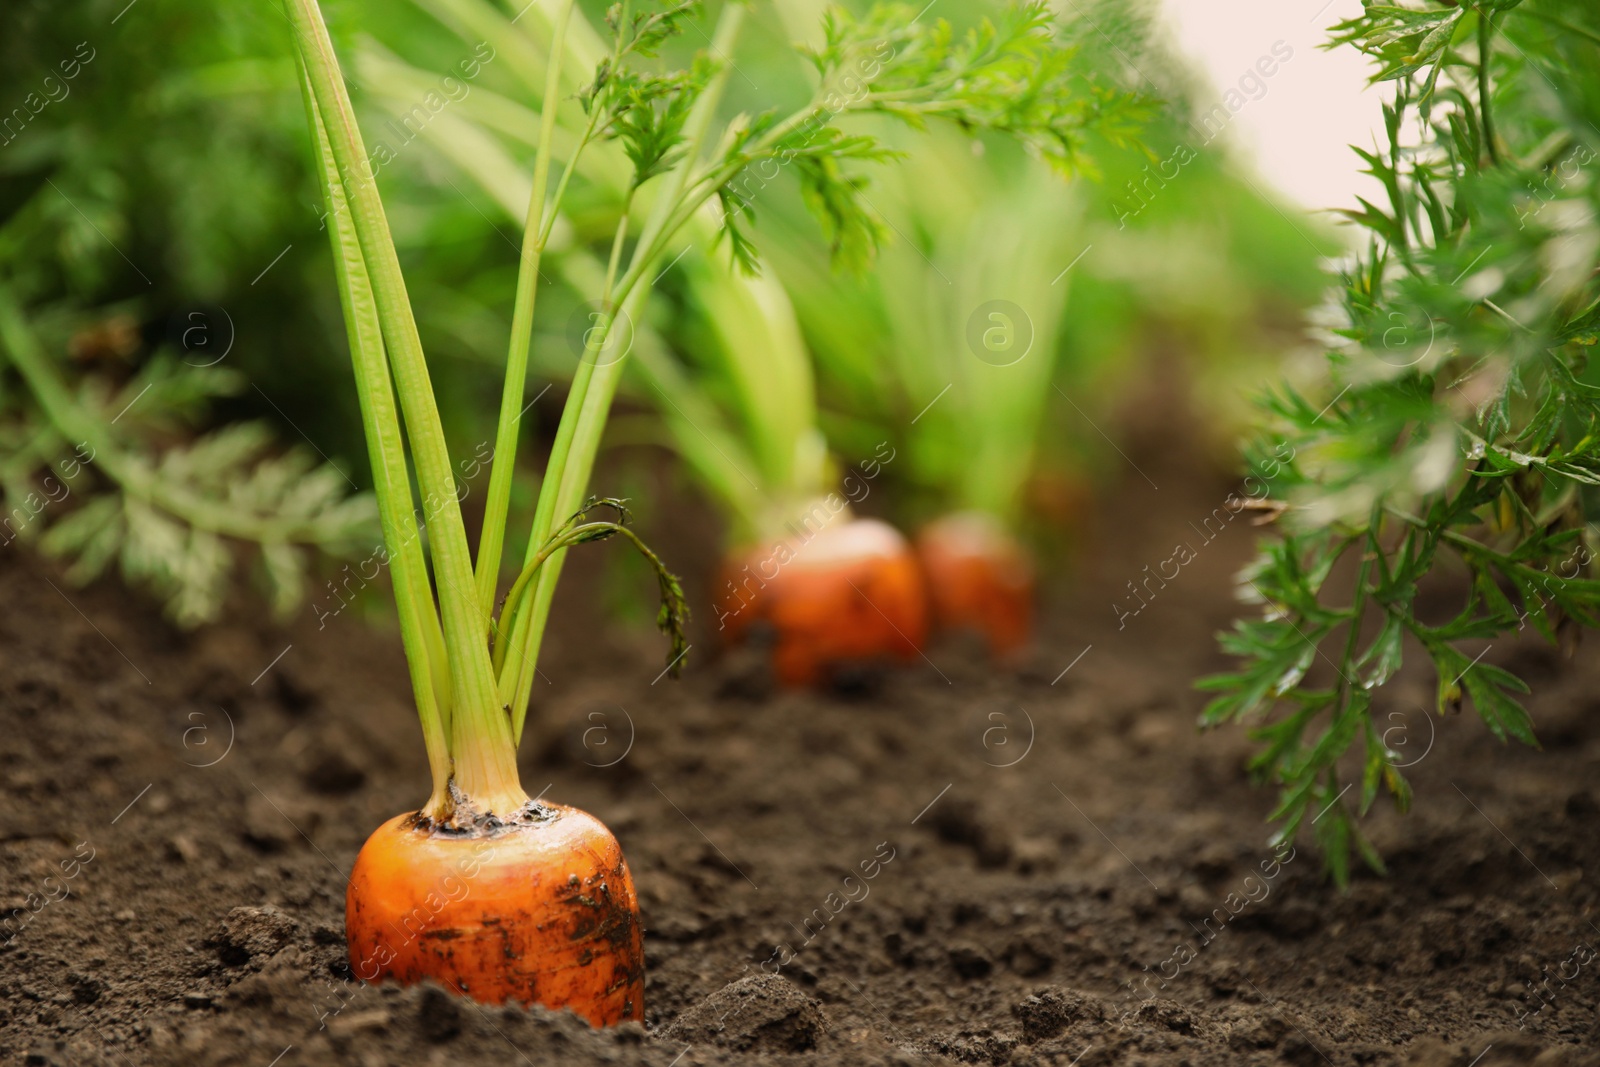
[287,0,1135,1022]
[346,805,643,1025]
[718,515,928,686]
[287,0,710,1025]
[916,511,1035,658]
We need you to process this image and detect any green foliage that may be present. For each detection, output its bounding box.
[1203,0,1600,883]
[549,496,691,678]
[804,1,1149,172]
[0,0,387,626]
[495,496,690,679]
[756,3,1326,528]
[702,0,1150,274]
[406,0,1154,544]
[0,307,377,627]
[581,3,708,191]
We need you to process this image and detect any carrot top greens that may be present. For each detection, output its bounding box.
[0,297,379,628]
[284,0,1143,820]
[1202,0,1600,883]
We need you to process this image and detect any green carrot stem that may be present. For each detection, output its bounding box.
[299,70,455,816]
[495,512,686,677]
[537,109,604,248]
[506,282,649,693]
[286,0,524,814]
[497,1,747,742]
[483,19,628,679]
[490,352,598,694]
[602,197,633,299]
[473,0,577,619]
[1478,10,1499,166]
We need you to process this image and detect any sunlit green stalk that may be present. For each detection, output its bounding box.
[473,0,577,618]
[286,0,524,814]
[601,280,769,534]
[1478,9,1500,166]
[538,111,605,247]
[602,197,634,298]
[499,520,650,634]
[604,102,826,309]
[493,201,631,672]
[399,33,780,544]
[300,67,455,816]
[497,1,747,741]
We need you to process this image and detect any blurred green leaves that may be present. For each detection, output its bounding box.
[0,295,376,626]
[1205,0,1600,884]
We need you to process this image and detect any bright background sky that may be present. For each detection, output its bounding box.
[1152,0,1384,214]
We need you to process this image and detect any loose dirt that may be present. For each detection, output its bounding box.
[2,466,1597,1066]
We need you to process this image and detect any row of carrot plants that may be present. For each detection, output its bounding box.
[284,0,1145,1022]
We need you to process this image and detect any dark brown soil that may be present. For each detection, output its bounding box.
[2,467,1599,1067]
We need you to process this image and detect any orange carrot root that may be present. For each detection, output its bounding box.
[345,803,643,1026]
[716,517,928,686]
[916,511,1034,658]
